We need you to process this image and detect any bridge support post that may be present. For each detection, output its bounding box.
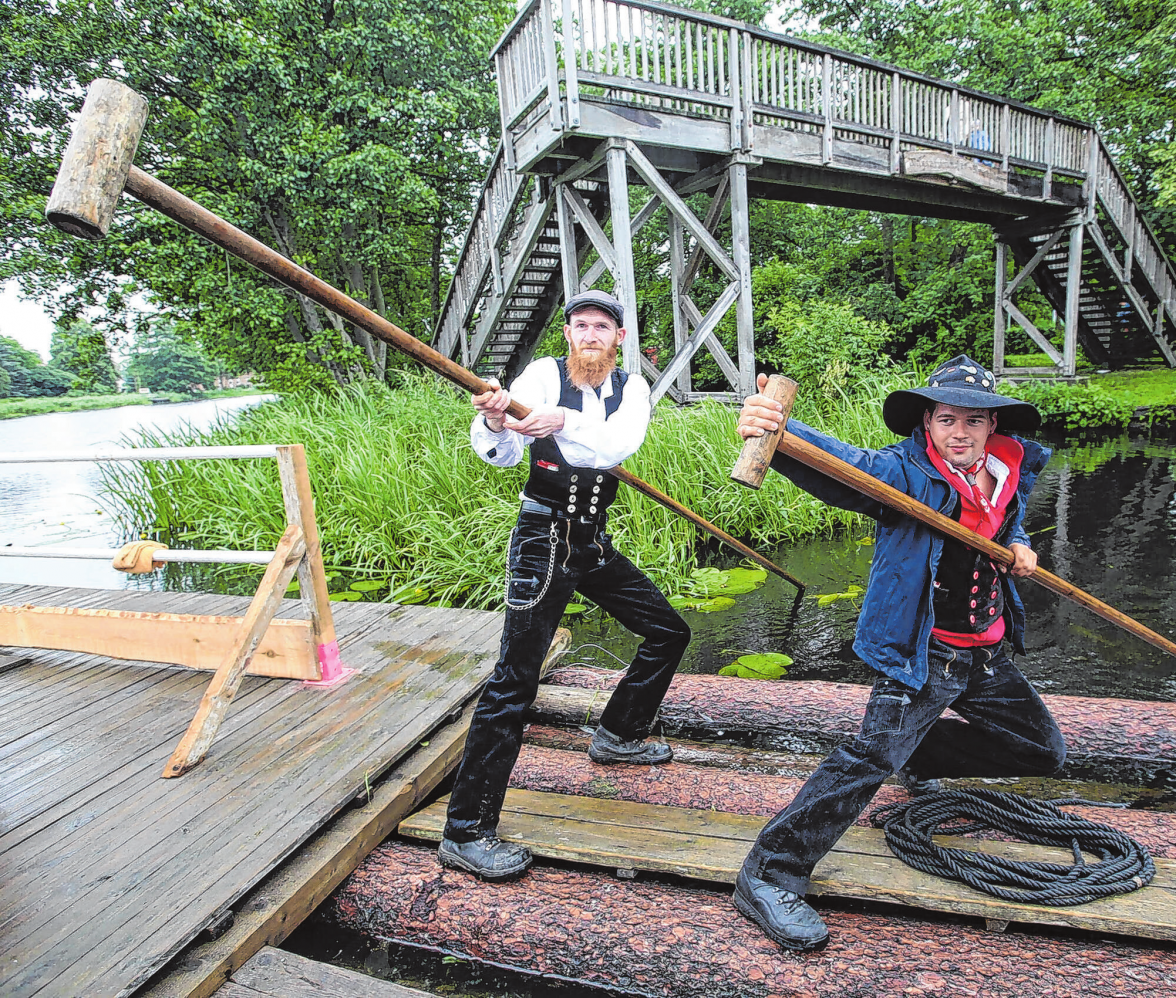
[1062,221,1085,378]
[729,159,757,398]
[606,144,641,374]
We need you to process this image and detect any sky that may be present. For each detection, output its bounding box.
[0,281,55,361]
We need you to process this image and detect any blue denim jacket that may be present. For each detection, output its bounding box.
[771,420,1051,691]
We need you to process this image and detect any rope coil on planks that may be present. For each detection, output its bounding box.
[869,788,1155,906]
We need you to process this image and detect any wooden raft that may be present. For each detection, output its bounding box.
[0,586,506,998]
[400,789,1176,943]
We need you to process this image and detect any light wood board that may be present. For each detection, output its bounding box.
[215,947,436,998]
[400,788,1176,942]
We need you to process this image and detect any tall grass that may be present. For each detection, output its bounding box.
[101,369,917,607]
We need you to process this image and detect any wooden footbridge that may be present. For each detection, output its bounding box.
[436,0,1176,397]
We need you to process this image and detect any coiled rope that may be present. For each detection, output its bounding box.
[869,788,1154,906]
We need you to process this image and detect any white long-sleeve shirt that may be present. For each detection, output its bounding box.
[469,356,652,470]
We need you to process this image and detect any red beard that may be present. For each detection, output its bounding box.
[566,339,618,389]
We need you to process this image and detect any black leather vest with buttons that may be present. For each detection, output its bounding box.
[932,498,1005,633]
[523,359,628,518]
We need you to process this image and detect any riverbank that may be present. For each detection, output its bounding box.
[98,373,902,607]
[0,386,261,420]
[95,366,1175,609]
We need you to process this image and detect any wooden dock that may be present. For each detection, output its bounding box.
[0,584,504,998]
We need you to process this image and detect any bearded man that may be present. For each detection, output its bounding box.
[438,289,691,881]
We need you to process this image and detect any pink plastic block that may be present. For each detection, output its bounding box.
[304,640,355,687]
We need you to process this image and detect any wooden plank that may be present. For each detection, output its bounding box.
[223,947,438,998]
[0,605,317,679]
[400,789,1176,943]
[140,628,570,998]
[0,592,508,998]
[275,444,337,668]
[164,526,307,777]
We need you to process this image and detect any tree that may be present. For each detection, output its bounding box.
[1,0,514,391]
[49,319,119,393]
[125,321,219,393]
[0,334,71,396]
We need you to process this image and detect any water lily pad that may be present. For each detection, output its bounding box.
[719,652,792,679]
[716,567,767,595]
[349,579,387,592]
[668,594,737,613]
[813,584,865,607]
[329,590,363,601]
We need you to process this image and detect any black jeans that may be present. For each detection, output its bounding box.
[444,509,691,843]
[742,637,1067,893]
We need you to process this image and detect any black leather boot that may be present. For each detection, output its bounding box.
[437,835,533,881]
[587,724,673,765]
[733,868,829,951]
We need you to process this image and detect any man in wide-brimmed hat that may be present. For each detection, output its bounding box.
[731,356,1067,952]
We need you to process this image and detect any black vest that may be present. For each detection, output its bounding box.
[933,497,1005,633]
[523,359,628,518]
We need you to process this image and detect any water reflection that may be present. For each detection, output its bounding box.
[570,434,1176,702]
[0,396,274,590]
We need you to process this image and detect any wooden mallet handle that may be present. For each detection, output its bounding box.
[730,374,799,489]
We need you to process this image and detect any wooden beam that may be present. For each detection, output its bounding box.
[224,948,436,998]
[1005,299,1064,366]
[163,525,307,778]
[276,444,337,680]
[0,605,317,679]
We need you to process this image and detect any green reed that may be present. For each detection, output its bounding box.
[100,369,916,608]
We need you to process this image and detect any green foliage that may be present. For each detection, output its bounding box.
[753,273,896,405]
[49,319,118,393]
[125,321,220,394]
[718,652,792,680]
[98,373,912,607]
[1011,380,1137,432]
[1,0,514,390]
[0,334,71,397]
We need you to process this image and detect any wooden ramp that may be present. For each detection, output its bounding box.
[213,947,434,998]
[0,584,503,998]
[400,789,1176,943]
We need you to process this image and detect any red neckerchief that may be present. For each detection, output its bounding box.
[927,433,1024,646]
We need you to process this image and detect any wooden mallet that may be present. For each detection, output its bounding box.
[730,374,1176,658]
[45,78,805,591]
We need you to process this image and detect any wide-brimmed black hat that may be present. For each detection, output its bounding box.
[564,288,624,327]
[883,355,1040,436]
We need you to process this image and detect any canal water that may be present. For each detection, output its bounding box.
[0,395,274,589]
[567,433,1176,703]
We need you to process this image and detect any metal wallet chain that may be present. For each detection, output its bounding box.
[503,520,560,611]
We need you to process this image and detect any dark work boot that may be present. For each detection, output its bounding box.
[587,724,673,765]
[895,767,942,796]
[733,868,829,952]
[437,835,533,881]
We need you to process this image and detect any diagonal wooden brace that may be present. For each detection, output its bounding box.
[163,524,307,778]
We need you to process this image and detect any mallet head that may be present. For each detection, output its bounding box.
[45,78,148,240]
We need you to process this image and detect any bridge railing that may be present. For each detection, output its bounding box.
[434,142,530,359]
[1093,138,1175,309]
[493,0,1092,180]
